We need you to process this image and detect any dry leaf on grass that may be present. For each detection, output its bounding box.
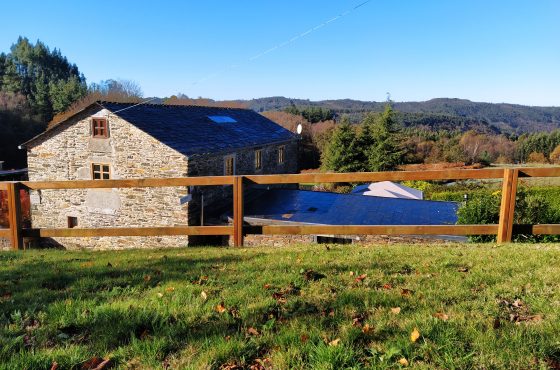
[165,287,175,292]
[457,267,469,273]
[362,323,373,334]
[433,312,449,321]
[410,328,420,342]
[216,303,227,313]
[391,307,401,314]
[382,283,392,290]
[355,273,367,283]
[401,288,413,297]
[201,291,208,300]
[328,338,341,346]
[398,357,409,366]
[246,327,260,336]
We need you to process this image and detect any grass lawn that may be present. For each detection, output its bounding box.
[2,244,560,369]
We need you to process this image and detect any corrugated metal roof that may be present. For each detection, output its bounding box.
[241,189,459,225]
[100,102,295,156]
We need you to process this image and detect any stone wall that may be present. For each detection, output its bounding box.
[26,107,190,250]
[187,140,298,226]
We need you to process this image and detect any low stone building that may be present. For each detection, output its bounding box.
[20,101,297,249]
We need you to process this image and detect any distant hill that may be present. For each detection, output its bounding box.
[238,97,560,134]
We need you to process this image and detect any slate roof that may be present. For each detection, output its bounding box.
[22,102,296,156]
[239,189,459,226]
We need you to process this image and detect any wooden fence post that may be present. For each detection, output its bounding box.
[233,176,244,247]
[6,182,23,250]
[497,168,518,244]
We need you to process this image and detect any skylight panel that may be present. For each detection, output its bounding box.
[208,115,237,123]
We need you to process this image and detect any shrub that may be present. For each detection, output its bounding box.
[527,152,548,164]
[457,188,560,242]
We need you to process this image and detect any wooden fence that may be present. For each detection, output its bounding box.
[1,167,560,249]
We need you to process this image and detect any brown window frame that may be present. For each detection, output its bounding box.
[224,155,235,176]
[91,163,111,180]
[278,145,285,164]
[255,149,262,170]
[91,118,109,138]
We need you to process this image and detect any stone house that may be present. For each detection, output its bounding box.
[20,101,297,249]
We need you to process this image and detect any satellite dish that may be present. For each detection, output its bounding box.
[296,123,303,135]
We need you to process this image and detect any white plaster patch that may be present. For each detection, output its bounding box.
[86,189,121,215]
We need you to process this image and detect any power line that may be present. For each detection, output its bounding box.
[111,97,160,113]
[191,0,372,86]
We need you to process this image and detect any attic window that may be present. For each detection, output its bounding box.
[208,115,237,123]
[91,118,108,138]
[92,163,111,180]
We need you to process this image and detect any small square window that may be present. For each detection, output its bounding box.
[92,118,108,138]
[67,216,78,229]
[92,163,111,180]
[278,146,285,164]
[255,149,262,170]
[224,156,235,176]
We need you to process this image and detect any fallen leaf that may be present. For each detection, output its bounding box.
[246,327,260,336]
[165,287,175,292]
[216,303,227,313]
[201,291,208,300]
[263,283,272,289]
[355,273,367,283]
[50,362,59,370]
[143,275,152,282]
[398,357,409,366]
[157,292,164,298]
[300,334,309,343]
[349,271,355,276]
[410,328,420,342]
[457,267,469,273]
[391,307,401,314]
[433,312,449,321]
[302,269,326,281]
[401,288,413,297]
[362,323,373,334]
[328,338,341,346]
[382,283,392,290]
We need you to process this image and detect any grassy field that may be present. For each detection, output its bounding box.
[2,244,560,369]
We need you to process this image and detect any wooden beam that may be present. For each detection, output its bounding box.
[21,226,233,238]
[0,229,11,238]
[0,183,8,191]
[233,176,244,246]
[245,224,498,235]
[6,182,23,249]
[20,176,234,190]
[497,169,518,243]
[518,167,560,178]
[513,224,560,235]
[245,168,504,185]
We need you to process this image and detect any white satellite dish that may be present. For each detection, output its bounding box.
[296,123,303,135]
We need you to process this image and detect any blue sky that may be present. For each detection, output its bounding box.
[1,0,558,105]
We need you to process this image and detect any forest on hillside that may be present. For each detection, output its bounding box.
[2,36,560,171]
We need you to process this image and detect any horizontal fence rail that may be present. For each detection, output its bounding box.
[1,167,559,249]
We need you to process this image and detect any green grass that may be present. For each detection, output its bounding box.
[2,244,560,369]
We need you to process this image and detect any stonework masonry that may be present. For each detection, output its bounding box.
[26,106,298,250]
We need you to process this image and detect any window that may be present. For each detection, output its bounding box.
[208,115,237,123]
[278,145,285,164]
[224,156,235,176]
[92,118,108,138]
[67,216,78,229]
[91,163,111,180]
[255,149,262,170]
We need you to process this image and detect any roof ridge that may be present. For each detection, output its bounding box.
[100,100,248,111]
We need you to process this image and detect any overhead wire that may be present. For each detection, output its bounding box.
[191,0,373,86]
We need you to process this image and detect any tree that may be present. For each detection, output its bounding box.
[321,117,362,172]
[366,105,404,171]
[89,79,143,101]
[550,144,560,164]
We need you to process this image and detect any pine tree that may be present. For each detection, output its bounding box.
[367,105,404,171]
[321,117,362,172]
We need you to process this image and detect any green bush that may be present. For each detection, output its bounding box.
[457,188,560,242]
